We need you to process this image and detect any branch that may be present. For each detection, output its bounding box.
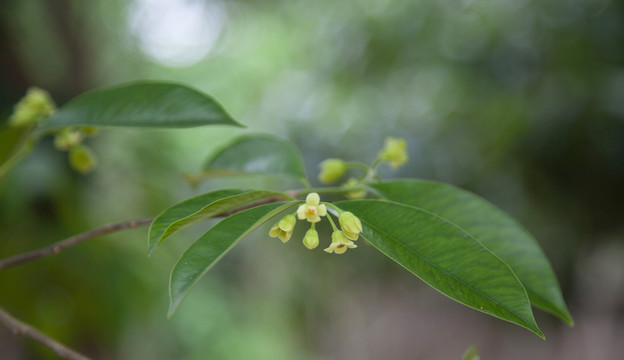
[0,305,92,360]
[0,218,153,270]
[0,195,289,271]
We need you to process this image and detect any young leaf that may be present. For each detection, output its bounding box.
[168,202,294,316]
[369,179,573,325]
[336,200,544,338]
[148,189,287,255]
[202,134,307,184]
[38,81,243,131]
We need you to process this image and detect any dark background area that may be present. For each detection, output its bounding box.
[1,0,623,358]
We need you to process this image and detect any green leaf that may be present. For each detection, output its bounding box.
[336,200,543,338]
[38,81,243,131]
[148,189,287,255]
[202,134,307,183]
[168,202,294,316]
[369,179,573,325]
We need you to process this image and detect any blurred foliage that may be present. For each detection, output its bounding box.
[1,0,623,358]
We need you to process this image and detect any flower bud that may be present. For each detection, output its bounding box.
[378,137,408,169]
[318,158,346,184]
[9,87,55,126]
[69,144,97,174]
[270,214,297,243]
[339,211,362,241]
[278,214,297,232]
[302,228,319,250]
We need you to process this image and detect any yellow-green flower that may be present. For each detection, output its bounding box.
[324,230,357,254]
[269,214,296,243]
[297,193,327,223]
[302,228,319,250]
[339,212,362,241]
[378,137,408,169]
[318,158,346,184]
[8,87,55,126]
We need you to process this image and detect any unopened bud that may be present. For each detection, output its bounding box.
[278,214,297,232]
[302,228,319,250]
[318,158,346,184]
[378,137,408,169]
[339,211,362,241]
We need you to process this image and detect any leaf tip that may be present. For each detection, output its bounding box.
[530,324,545,340]
[167,296,183,319]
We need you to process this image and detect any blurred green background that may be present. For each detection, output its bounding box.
[1,0,624,358]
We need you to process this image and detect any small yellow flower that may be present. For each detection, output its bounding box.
[324,231,357,254]
[318,158,346,184]
[378,137,408,169]
[339,212,362,241]
[297,193,327,223]
[302,228,319,250]
[269,214,296,243]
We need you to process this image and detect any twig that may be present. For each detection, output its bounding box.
[0,305,92,360]
[0,218,153,270]
[216,195,290,217]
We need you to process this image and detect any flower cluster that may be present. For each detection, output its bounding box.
[269,192,362,255]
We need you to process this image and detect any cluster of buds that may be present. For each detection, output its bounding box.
[269,193,362,255]
[54,127,99,174]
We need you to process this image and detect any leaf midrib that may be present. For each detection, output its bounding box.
[360,217,532,327]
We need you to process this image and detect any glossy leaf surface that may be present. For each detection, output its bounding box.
[369,179,572,325]
[148,189,285,255]
[202,134,307,182]
[39,81,242,130]
[336,199,543,337]
[168,202,293,316]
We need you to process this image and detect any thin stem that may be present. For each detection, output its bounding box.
[291,185,365,198]
[0,218,152,271]
[370,157,382,171]
[343,161,370,172]
[324,202,343,214]
[300,178,312,190]
[0,305,92,360]
[325,212,339,231]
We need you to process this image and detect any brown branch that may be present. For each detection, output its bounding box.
[0,305,92,360]
[0,195,290,271]
[0,219,153,270]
